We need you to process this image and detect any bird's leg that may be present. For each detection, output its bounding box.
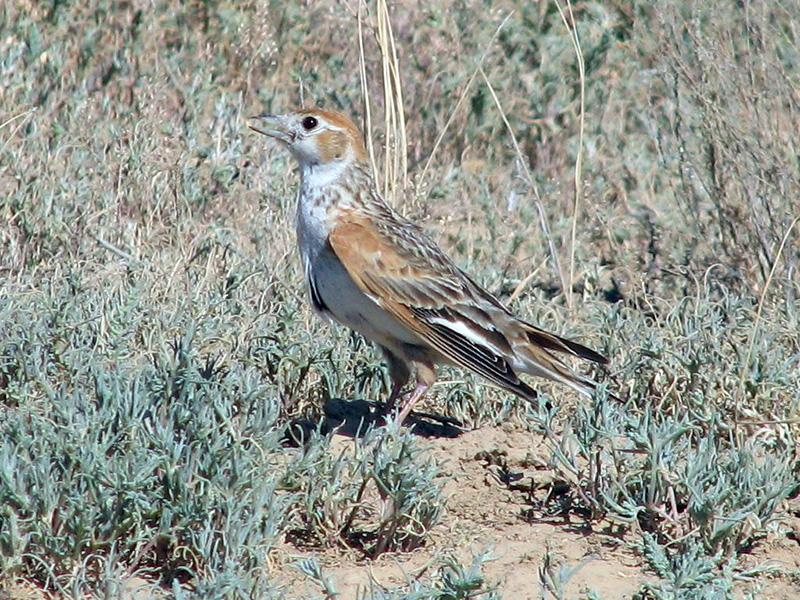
[381,348,411,413]
[395,362,436,425]
[388,380,406,410]
[394,382,429,425]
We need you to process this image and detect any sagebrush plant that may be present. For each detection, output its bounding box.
[527,286,797,591]
[293,550,500,600]
[0,284,292,589]
[359,550,501,600]
[538,543,597,600]
[1,0,799,597]
[281,423,446,556]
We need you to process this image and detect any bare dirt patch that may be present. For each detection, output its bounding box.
[275,424,799,598]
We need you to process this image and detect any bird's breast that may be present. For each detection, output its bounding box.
[303,237,422,352]
[295,185,423,354]
[295,188,336,260]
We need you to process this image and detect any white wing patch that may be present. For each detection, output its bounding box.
[427,316,507,357]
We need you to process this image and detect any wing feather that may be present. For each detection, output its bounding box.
[521,323,609,365]
[327,213,608,400]
[328,218,538,399]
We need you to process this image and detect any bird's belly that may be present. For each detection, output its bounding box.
[309,249,421,349]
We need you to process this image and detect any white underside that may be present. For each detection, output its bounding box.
[294,193,419,358]
[307,246,422,351]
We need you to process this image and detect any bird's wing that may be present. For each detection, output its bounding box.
[328,214,540,400]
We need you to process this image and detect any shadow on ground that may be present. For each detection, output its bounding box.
[283,397,466,445]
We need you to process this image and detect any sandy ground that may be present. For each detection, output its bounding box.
[277,418,800,599]
[299,426,646,599]
[3,421,798,599]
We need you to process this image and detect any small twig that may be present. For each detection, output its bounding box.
[374,0,407,204]
[357,1,378,180]
[479,67,567,300]
[736,418,800,426]
[341,477,370,539]
[554,0,586,310]
[0,106,38,155]
[358,0,407,205]
[0,106,37,131]
[91,233,140,264]
[736,216,799,419]
[663,527,701,548]
[508,259,546,304]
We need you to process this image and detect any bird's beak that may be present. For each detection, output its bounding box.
[248,113,293,143]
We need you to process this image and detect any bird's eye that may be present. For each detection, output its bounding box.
[302,116,318,130]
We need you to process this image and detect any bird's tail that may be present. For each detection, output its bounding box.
[515,321,613,399]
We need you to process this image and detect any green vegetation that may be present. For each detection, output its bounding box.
[1,0,798,597]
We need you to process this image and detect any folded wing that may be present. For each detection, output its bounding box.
[328,213,608,400]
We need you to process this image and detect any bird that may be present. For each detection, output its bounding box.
[249,108,610,424]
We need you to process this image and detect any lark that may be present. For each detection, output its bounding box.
[250,108,610,423]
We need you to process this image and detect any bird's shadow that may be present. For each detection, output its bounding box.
[284,397,466,445]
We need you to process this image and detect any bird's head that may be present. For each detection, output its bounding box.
[249,109,368,172]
